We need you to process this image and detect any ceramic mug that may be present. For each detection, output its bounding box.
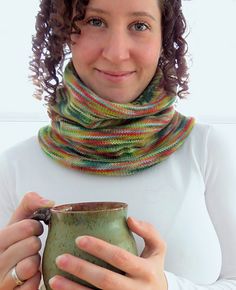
[31,202,138,290]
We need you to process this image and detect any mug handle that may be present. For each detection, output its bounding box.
[30,208,52,225]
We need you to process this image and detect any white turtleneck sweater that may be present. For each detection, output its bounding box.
[0,123,235,289]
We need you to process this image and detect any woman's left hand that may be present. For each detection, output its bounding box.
[49,217,168,290]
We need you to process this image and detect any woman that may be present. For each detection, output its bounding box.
[0,0,235,289]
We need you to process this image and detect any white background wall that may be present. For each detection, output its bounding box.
[0,0,236,152]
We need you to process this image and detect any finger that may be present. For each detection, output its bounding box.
[0,236,41,278]
[49,275,91,290]
[16,271,41,290]
[16,254,41,281]
[0,219,43,252]
[8,192,55,225]
[1,265,41,290]
[127,217,166,258]
[55,254,131,290]
[75,236,145,276]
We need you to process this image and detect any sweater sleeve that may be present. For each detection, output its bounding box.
[0,151,17,228]
[165,271,236,290]
[165,125,236,289]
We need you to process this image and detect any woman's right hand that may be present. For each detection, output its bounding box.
[0,192,54,290]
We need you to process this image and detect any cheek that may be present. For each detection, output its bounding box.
[71,36,100,65]
[135,39,162,68]
[138,51,160,76]
[72,49,95,75]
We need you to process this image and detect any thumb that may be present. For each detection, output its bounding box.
[8,192,55,225]
[127,216,166,258]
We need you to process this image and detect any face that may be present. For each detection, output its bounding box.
[71,0,162,103]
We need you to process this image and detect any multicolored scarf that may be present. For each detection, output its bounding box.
[38,61,195,175]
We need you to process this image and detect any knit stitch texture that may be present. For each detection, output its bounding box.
[38,61,195,175]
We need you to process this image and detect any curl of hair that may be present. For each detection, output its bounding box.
[159,0,189,98]
[30,0,189,104]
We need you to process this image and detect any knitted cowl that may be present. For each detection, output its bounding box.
[38,61,195,175]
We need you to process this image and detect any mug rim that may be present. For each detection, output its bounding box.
[51,201,128,213]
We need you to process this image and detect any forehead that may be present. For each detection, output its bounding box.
[84,0,161,14]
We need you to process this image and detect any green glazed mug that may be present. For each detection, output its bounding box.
[31,202,138,290]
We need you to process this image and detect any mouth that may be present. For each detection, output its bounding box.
[95,69,136,82]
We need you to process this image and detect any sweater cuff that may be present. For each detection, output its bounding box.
[164,271,179,290]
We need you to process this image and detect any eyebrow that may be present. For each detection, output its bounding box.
[129,11,157,22]
[86,7,158,22]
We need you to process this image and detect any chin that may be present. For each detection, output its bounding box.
[103,95,137,103]
[95,90,134,103]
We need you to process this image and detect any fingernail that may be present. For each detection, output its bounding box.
[76,236,88,247]
[56,255,68,267]
[49,276,61,288]
[49,276,56,287]
[129,216,137,223]
[40,199,55,207]
[129,216,141,225]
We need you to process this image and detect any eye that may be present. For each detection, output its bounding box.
[130,21,150,32]
[86,17,105,28]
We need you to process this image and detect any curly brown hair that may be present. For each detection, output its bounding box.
[30,0,189,104]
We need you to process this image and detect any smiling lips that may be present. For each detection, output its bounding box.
[96,68,135,82]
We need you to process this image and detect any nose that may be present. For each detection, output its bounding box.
[102,29,130,63]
